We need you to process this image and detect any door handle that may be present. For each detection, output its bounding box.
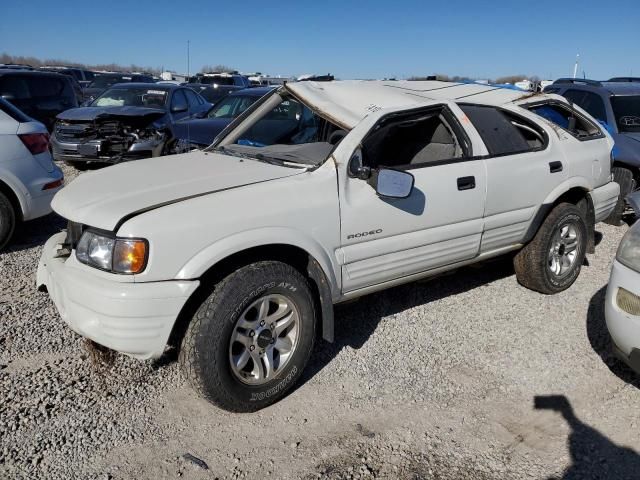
[549,161,563,173]
[457,176,476,191]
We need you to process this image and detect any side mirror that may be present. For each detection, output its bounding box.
[370,168,414,199]
[195,110,208,119]
[172,104,188,113]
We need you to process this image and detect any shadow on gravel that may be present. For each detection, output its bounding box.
[535,394,640,479]
[586,286,640,390]
[297,255,516,389]
[2,213,66,254]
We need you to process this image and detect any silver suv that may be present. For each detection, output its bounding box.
[38,80,619,411]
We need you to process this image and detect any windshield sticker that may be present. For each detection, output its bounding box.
[620,116,640,127]
[147,90,166,95]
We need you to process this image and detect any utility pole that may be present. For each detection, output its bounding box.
[187,40,190,78]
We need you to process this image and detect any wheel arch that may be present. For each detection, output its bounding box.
[169,239,339,351]
[0,176,24,222]
[524,185,595,253]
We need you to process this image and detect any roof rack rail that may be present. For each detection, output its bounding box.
[608,77,640,83]
[553,78,602,87]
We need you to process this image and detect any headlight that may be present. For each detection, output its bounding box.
[76,231,148,274]
[617,222,640,273]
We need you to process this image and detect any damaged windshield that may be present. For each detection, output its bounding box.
[91,87,168,108]
[611,96,640,133]
[215,93,347,166]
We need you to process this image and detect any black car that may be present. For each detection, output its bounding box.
[185,72,251,105]
[172,86,275,150]
[0,70,79,131]
[40,66,96,88]
[83,73,155,103]
[52,83,211,168]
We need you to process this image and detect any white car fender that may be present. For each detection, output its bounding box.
[175,226,341,299]
[541,176,594,206]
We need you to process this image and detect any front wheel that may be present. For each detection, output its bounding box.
[179,261,316,412]
[514,202,587,294]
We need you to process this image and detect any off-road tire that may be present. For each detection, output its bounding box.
[179,261,316,412]
[514,202,587,294]
[0,191,16,251]
[605,167,635,226]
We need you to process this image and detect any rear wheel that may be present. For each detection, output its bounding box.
[179,261,316,412]
[605,167,635,226]
[514,202,587,294]
[0,191,16,251]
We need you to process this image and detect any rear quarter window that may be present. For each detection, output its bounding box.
[526,101,603,140]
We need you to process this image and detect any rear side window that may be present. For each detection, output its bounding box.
[0,97,31,122]
[526,101,602,140]
[0,74,73,101]
[460,105,545,155]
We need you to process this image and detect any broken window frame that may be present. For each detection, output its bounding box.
[521,99,605,142]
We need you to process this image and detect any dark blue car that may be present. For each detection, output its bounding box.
[172,86,275,151]
[52,83,211,168]
[545,78,640,224]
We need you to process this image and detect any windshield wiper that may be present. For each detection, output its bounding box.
[254,153,306,169]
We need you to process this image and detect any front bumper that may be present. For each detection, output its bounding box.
[590,181,620,223]
[51,134,164,164]
[36,232,199,359]
[605,259,640,373]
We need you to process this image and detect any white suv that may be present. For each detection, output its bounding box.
[37,80,619,411]
[0,98,64,250]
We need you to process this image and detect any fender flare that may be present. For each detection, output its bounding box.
[175,228,340,342]
[0,168,28,219]
[523,178,595,252]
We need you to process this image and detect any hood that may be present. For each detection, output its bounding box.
[621,132,640,144]
[172,117,232,146]
[56,106,166,124]
[52,150,305,231]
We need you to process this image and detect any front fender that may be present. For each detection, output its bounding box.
[175,226,341,299]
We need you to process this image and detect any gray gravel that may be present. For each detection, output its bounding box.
[2,162,640,479]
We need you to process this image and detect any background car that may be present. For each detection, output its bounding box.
[186,71,251,105]
[0,98,64,250]
[545,78,640,224]
[171,86,274,150]
[83,72,155,102]
[40,65,96,88]
[605,219,640,373]
[52,83,211,168]
[0,69,79,131]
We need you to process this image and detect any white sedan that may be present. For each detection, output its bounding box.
[606,214,640,372]
[0,98,64,250]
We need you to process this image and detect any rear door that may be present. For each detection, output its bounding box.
[460,103,567,253]
[335,101,488,293]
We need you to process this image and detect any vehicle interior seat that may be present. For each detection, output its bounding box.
[409,119,460,165]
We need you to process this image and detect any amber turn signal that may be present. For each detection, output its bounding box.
[113,239,148,274]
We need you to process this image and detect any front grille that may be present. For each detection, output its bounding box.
[55,123,93,142]
[617,287,640,316]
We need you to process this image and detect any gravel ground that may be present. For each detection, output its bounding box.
[2,163,640,479]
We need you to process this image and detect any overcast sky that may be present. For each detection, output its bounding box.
[2,0,639,80]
